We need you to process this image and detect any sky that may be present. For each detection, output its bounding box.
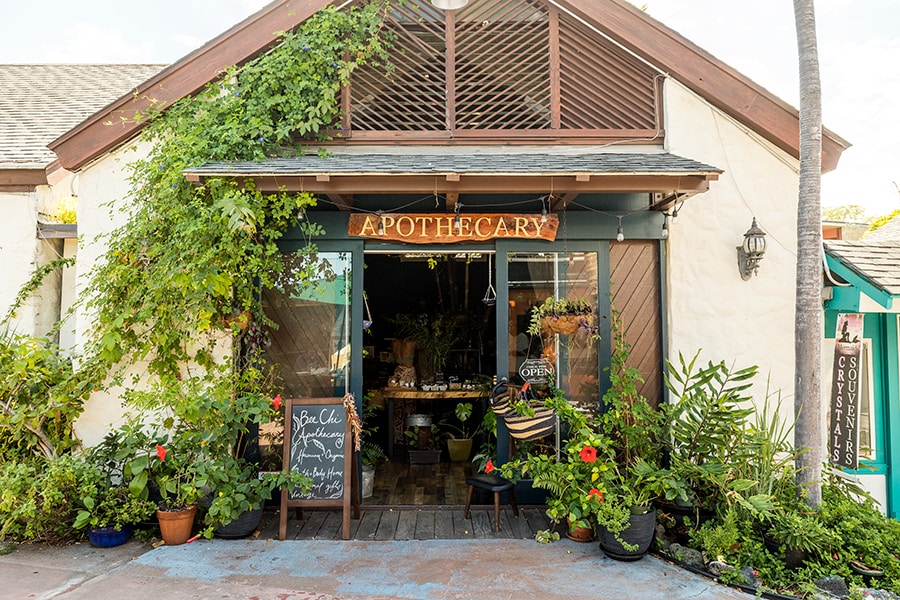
[2,0,898,218]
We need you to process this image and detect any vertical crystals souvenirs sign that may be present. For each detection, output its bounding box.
[829,313,863,470]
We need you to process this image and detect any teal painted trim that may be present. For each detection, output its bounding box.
[349,241,365,410]
[846,462,888,476]
[597,244,612,405]
[495,241,511,466]
[658,239,670,406]
[881,314,900,520]
[824,311,838,338]
[825,255,894,309]
[827,286,861,312]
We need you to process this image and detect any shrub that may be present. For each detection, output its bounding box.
[0,455,100,543]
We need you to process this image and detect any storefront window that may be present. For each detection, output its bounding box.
[859,340,875,461]
[263,251,352,398]
[507,251,600,408]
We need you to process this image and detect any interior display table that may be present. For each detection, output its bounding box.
[381,388,487,458]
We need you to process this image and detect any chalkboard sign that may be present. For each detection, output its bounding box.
[279,397,358,540]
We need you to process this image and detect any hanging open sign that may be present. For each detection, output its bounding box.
[518,358,555,384]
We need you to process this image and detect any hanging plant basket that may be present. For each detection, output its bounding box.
[540,315,584,336]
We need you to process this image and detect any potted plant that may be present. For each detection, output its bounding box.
[405,420,442,464]
[70,444,156,547]
[393,312,465,382]
[441,402,475,462]
[588,311,669,559]
[74,485,157,547]
[527,297,599,340]
[503,311,665,558]
[762,509,834,569]
[119,368,311,542]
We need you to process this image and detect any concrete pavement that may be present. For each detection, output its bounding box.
[0,537,749,600]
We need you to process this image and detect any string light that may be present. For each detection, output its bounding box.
[454,202,463,230]
[540,196,548,224]
[377,211,385,236]
[296,209,305,223]
[616,216,625,242]
[661,214,669,239]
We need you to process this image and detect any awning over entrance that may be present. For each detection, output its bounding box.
[183,152,721,207]
[825,241,900,311]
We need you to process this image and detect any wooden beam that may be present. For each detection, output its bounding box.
[550,192,578,211]
[0,168,47,190]
[326,194,354,210]
[193,173,715,195]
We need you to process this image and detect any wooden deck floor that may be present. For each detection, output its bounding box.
[258,506,554,541]
[256,455,555,541]
[366,457,473,506]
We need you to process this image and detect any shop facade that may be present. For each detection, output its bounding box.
[40,0,855,507]
[824,241,900,519]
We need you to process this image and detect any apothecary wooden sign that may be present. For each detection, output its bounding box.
[348,213,559,243]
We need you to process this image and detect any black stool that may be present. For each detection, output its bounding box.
[464,474,519,532]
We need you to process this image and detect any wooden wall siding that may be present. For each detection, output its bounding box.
[558,12,658,130]
[347,0,661,140]
[609,241,662,407]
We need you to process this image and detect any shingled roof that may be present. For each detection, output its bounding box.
[862,215,900,243]
[0,64,164,170]
[825,240,900,298]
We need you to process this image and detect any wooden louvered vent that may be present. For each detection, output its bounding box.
[346,0,662,143]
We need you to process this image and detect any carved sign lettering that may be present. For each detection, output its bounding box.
[348,213,559,243]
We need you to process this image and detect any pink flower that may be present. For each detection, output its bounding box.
[156,445,167,462]
[580,446,597,463]
[485,459,495,474]
[272,394,282,411]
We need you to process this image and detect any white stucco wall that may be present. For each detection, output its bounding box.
[71,141,233,446]
[0,189,67,339]
[0,191,40,334]
[70,142,150,446]
[664,79,800,412]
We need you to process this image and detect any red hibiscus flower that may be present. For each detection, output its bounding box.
[580,446,597,463]
[485,459,495,474]
[588,488,603,502]
[156,445,167,462]
[272,394,282,411]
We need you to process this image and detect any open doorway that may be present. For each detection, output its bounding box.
[361,251,497,506]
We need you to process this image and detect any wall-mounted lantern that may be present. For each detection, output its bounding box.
[737,218,767,280]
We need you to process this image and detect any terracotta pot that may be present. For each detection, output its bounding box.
[566,519,595,543]
[156,504,198,546]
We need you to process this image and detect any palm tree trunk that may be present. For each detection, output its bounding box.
[793,0,824,508]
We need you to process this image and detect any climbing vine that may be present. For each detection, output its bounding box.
[84,2,392,382]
